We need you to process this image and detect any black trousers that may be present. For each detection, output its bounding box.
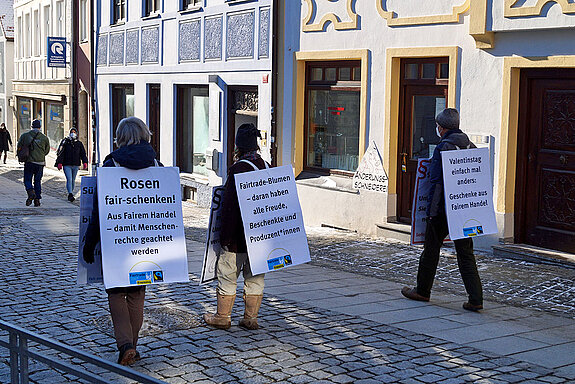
[416,213,483,305]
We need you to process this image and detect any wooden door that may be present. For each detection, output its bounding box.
[516,69,575,252]
[397,86,446,222]
[148,84,161,158]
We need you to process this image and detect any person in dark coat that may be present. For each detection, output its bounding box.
[401,108,483,311]
[55,127,88,202]
[83,116,160,366]
[0,123,11,164]
[204,123,269,330]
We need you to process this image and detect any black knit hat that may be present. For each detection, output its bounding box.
[235,123,260,151]
[435,108,460,131]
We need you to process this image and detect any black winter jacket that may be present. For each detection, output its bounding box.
[427,129,475,217]
[55,137,88,166]
[0,128,11,151]
[220,156,269,253]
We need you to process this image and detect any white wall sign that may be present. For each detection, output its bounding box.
[97,167,189,289]
[77,176,103,284]
[442,147,498,240]
[200,185,225,285]
[352,141,388,193]
[235,165,311,275]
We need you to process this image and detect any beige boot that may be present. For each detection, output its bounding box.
[204,294,235,330]
[238,294,263,330]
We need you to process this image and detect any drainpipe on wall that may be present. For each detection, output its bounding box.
[270,0,278,166]
[90,0,98,171]
[71,0,78,130]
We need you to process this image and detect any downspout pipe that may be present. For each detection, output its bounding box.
[90,0,99,171]
[271,0,278,166]
[71,0,78,129]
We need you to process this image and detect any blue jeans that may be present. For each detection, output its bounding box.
[23,162,44,199]
[63,165,79,194]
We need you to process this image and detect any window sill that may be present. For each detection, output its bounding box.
[226,0,255,5]
[180,172,209,185]
[110,21,126,27]
[142,13,161,20]
[295,171,359,195]
[179,6,202,15]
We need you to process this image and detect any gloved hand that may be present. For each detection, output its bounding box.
[83,240,96,264]
[57,163,63,170]
[83,163,88,170]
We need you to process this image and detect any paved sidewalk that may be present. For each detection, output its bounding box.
[1,161,575,383]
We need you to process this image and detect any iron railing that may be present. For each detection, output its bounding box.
[0,320,167,384]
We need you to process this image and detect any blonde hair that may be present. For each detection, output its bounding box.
[115,117,151,147]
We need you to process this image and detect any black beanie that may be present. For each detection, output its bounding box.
[435,108,460,131]
[235,123,260,151]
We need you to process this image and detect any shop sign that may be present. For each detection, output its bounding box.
[352,141,389,193]
[47,37,66,68]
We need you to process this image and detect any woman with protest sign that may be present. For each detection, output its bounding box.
[83,117,160,365]
[204,123,269,330]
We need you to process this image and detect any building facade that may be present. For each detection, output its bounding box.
[0,0,14,141]
[94,0,275,205]
[13,0,73,158]
[277,1,575,253]
[75,0,93,161]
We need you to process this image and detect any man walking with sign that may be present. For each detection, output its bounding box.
[204,124,269,330]
[401,108,483,311]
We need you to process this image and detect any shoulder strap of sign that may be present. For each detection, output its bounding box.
[239,159,269,170]
[111,158,159,167]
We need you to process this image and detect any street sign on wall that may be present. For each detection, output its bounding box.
[47,37,66,68]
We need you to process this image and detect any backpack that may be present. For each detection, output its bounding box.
[17,131,40,163]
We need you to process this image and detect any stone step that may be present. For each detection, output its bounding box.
[376,221,411,243]
[492,244,575,269]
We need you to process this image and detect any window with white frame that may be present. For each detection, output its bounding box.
[44,6,51,54]
[24,13,30,58]
[113,0,126,24]
[17,17,22,59]
[33,10,40,56]
[144,0,160,16]
[56,0,64,36]
[181,0,202,11]
[80,0,88,41]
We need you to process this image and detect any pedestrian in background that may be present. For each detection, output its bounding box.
[55,127,88,202]
[204,123,268,330]
[0,122,12,164]
[401,108,484,311]
[17,119,50,207]
[83,117,160,365]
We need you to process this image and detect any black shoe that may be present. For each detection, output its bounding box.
[463,302,483,312]
[26,189,35,206]
[33,199,41,207]
[401,287,430,302]
[68,193,75,202]
[117,343,137,366]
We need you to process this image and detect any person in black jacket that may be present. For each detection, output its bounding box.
[55,127,88,201]
[401,108,483,311]
[0,123,11,164]
[204,123,268,330]
[83,117,159,366]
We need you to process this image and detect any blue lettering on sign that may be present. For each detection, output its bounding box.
[47,37,66,68]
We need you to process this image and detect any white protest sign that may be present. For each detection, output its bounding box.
[97,166,189,289]
[352,141,389,193]
[200,185,225,285]
[411,159,432,245]
[77,176,103,284]
[235,165,311,275]
[442,147,497,240]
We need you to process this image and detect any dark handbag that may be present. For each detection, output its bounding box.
[17,131,39,163]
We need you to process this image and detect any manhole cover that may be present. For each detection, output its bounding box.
[92,307,203,337]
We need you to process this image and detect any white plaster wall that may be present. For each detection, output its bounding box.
[492,1,575,31]
[287,0,575,244]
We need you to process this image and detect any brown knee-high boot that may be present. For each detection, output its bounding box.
[238,294,263,330]
[204,294,235,330]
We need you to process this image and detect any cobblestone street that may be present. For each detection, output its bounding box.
[1,159,575,383]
